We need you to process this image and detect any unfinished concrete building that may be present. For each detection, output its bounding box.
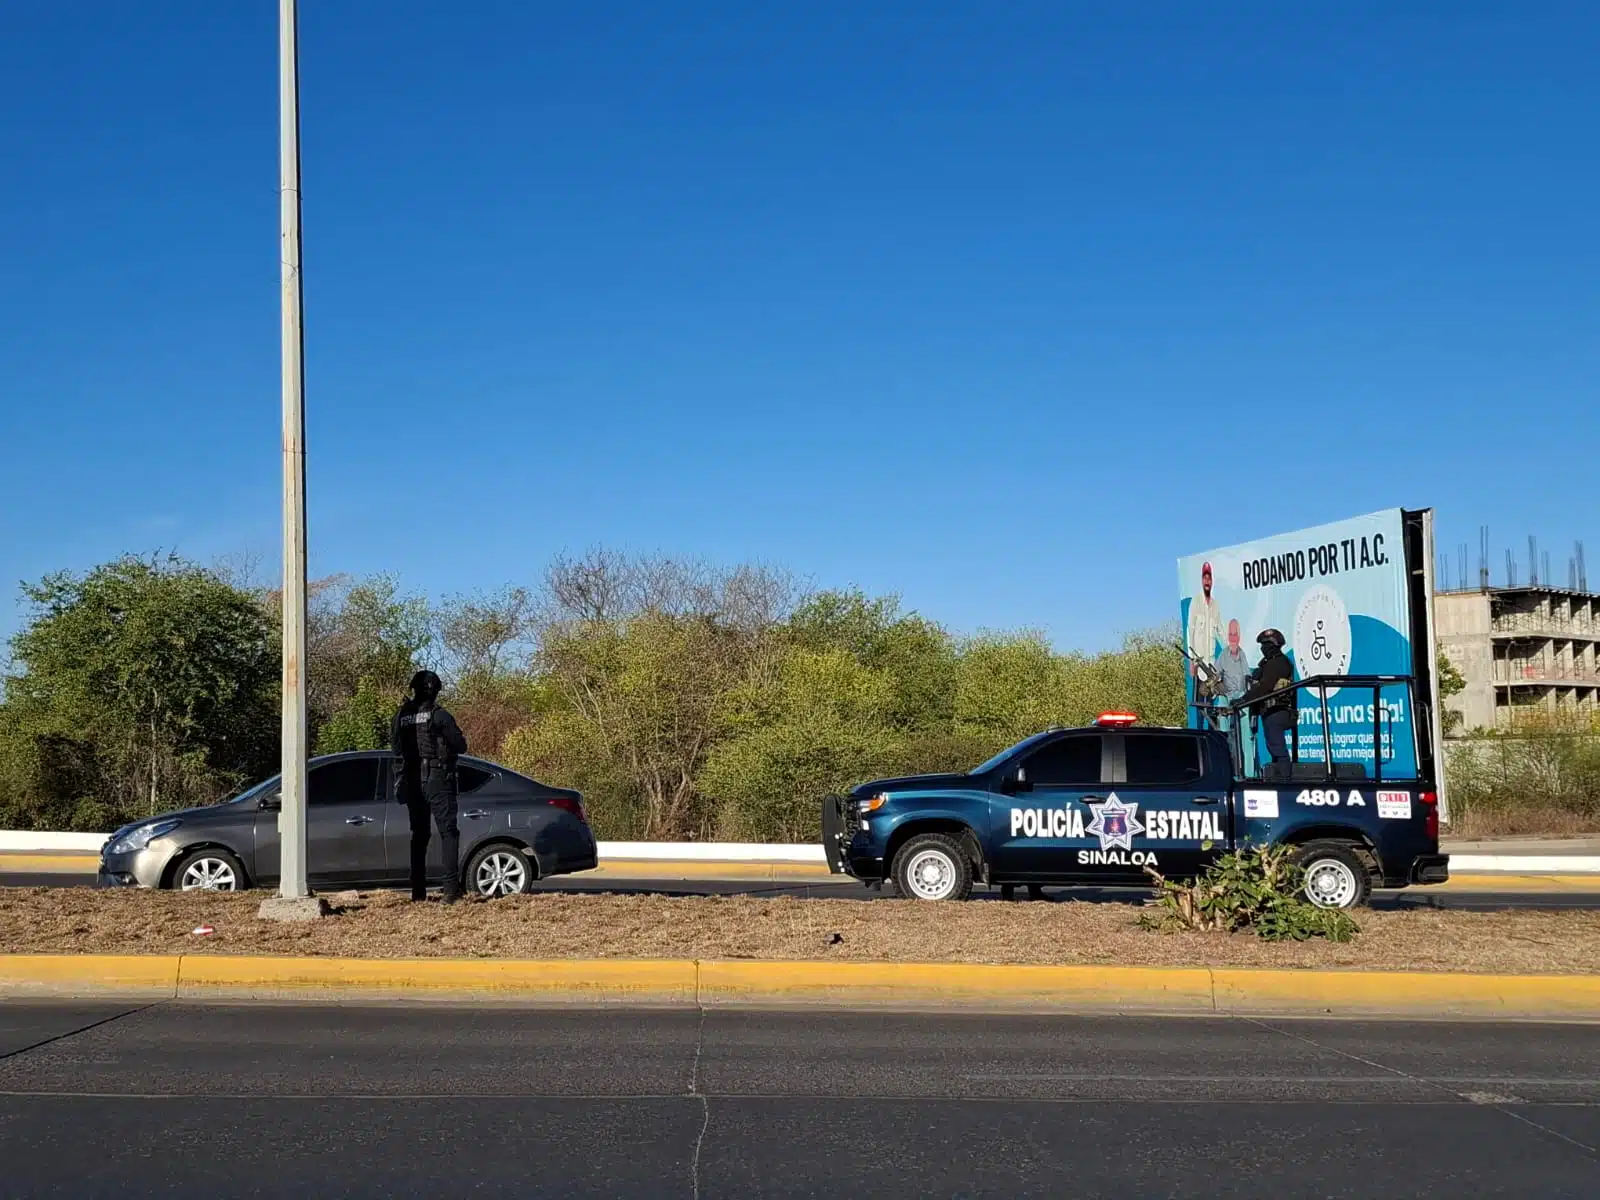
[1435,587,1600,732]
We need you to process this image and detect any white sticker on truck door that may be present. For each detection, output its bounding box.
[1243,790,1279,819]
[1376,790,1412,819]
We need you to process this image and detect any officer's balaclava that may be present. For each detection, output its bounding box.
[1256,630,1284,659]
[409,670,442,707]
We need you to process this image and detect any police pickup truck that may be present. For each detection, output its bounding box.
[821,675,1448,909]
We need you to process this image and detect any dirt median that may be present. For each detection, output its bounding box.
[2,887,1598,974]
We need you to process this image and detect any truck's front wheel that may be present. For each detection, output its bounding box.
[892,834,973,902]
[1295,840,1371,910]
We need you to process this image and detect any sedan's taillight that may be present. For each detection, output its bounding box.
[1419,791,1439,840]
[549,795,587,823]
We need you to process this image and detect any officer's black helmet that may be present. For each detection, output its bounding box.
[409,670,442,701]
[1256,628,1286,651]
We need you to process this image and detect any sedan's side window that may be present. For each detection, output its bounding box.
[307,759,380,806]
[1019,735,1105,786]
[456,765,493,795]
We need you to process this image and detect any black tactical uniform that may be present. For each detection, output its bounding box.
[391,670,469,901]
[1241,629,1295,768]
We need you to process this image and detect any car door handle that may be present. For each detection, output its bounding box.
[345,815,375,826]
[463,810,490,819]
[1191,797,1219,805]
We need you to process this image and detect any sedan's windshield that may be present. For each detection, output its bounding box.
[970,731,1056,776]
[222,776,280,806]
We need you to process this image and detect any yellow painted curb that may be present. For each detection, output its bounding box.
[0,954,1597,1016]
[175,955,697,1003]
[1432,873,1600,892]
[0,854,101,873]
[0,954,180,997]
[1212,967,1600,1018]
[699,960,1216,1010]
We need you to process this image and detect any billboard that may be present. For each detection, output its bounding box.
[1177,509,1420,777]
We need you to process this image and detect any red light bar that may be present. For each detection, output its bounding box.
[1095,712,1139,727]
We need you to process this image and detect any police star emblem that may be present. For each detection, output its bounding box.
[1085,793,1143,852]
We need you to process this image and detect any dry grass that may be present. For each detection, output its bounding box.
[1445,806,1600,839]
[1,888,1598,974]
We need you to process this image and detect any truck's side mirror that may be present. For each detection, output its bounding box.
[1000,772,1033,795]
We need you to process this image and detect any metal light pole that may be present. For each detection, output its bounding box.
[278,0,309,900]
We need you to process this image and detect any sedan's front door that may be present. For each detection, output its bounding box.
[306,757,388,885]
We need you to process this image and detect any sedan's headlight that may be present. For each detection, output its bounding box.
[107,819,181,855]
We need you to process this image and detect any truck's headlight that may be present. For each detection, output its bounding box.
[107,819,181,855]
[857,794,888,814]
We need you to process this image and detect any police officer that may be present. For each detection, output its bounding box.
[391,670,469,902]
[1241,628,1296,769]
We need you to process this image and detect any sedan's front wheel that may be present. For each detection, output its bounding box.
[172,848,248,892]
[467,844,535,898]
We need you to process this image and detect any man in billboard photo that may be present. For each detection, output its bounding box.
[1241,627,1296,769]
[1216,618,1252,703]
[1186,561,1223,679]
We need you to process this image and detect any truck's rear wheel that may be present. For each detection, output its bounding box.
[1295,840,1371,910]
[892,834,973,902]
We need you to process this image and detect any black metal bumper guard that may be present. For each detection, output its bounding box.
[821,793,852,875]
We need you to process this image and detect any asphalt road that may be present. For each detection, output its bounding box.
[0,1002,1594,1198]
[4,867,1598,910]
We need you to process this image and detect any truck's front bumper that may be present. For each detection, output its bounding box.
[821,795,890,881]
[822,794,851,875]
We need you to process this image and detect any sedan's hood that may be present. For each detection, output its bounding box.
[111,802,239,837]
[849,772,973,799]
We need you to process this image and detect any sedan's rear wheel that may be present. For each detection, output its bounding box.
[468,844,534,898]
[173,849,247,892]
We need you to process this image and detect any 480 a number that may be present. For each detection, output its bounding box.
[1296,789,1343,807]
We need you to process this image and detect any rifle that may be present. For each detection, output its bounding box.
[1176,640,1226,702]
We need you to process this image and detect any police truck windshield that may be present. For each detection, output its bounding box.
[970,731,1057,776]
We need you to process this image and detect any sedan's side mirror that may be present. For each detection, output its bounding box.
[258,794,281,811]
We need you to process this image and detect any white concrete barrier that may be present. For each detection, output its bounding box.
[1449,854,1600,874]
[0,830,827,863]
[600,841,826,863]
[0,832,108,853]
[0,831,1594,872]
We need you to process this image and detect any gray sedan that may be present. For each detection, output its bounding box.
[97,751,598,897]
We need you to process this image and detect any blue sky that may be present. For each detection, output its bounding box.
[3,3,1596,650]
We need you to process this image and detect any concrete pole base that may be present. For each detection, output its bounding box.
[257,895,331,922]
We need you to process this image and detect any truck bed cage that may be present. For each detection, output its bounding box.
[1191,673,1420,784]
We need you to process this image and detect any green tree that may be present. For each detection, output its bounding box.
[314,677,393,754]
[299,575,433,750]
[0,555,277,828]
[1436,647,1467,734]
[701,647,903,841]
[524,551,793,839]
[952,632,1064,744]
[787,590,957,731]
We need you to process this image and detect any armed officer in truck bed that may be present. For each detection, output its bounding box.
[1240,627,1296,770]
[391,670,470,902]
